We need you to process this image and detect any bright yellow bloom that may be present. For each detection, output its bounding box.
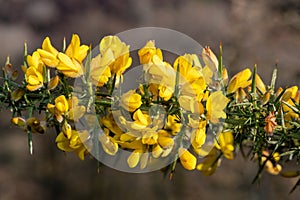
[68,96,86,121]
[47,95,69,122]
[164,115,182,135]
[37,37,59,67]
[173,54,202,83]
[27,51,44,72]
[191,120,207,155]
[100,35,132,76]
[57,52,83,78]
[202,46,218,73]
[227,68,252,94]
[197,147,221,176]
[178,147,197,170]
[55,129,89,160]
[120,90,142,112]
[66,34,89,63]
[138,40,163,64]
[206,91,229,123]
[133,109,151,127]
[25,66,44,91]
[215,131,234,160]
[89,53,112,86]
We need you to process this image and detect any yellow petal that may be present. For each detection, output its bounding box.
[178,147,197,170]
[127,150,141,168]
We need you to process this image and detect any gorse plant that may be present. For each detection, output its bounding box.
[1,34,299,192]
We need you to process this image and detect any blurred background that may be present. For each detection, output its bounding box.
[0,0,300,199]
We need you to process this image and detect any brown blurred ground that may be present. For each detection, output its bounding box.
[0,0,300,199]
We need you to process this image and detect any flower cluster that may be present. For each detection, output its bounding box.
[1,33,299,192]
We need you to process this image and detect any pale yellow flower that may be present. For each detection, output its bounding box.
[89,53,112,87]
[68,96,86,121]
[202,46,218,73]
[127,149,142,168]
[146,55,176,89]
[98,128,118,156]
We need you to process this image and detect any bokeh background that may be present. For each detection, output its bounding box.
[0,0,300,199]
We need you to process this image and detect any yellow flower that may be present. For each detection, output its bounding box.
[133,109,150,127]
[157,130,174,149]
[164,115,182,135]
[98,128,118,156]
[191,120,207,155]
[26,51,44,72]
[197,147,221,176]
[100,35,132,76]
[120,90,142,112]
[202,46,218,73]
[180,77,206,102]
[142,129,158,145]
[215,131,234,160]
[178,95,204,114]
[227,68,252,94]
[127,149,142,168]
[68,96,86,121]
[173,54,202,83]
[206,91,229,123]
[146,55,176,89]
[25,66,44,91]
[282,86,299,121]
[47,95,69,122]
[178,147,197,170]
[55,130,89,160]
[66,34,89,63]
[89,53,112,86]
[37,37,59,67]
[261,151,282,175]
[57,52,83,78]
[256,74,266,94]
[138,40,163,64]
